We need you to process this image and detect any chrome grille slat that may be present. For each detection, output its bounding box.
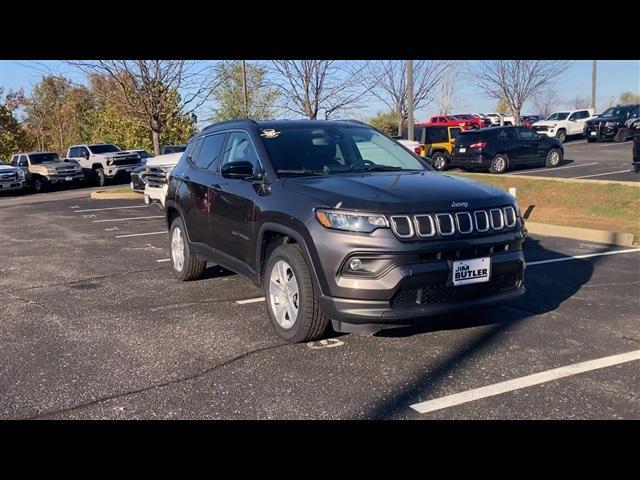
[388,207,517,239]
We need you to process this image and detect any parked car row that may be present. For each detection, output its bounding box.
[395,104,639,174]
[2,143,187,194]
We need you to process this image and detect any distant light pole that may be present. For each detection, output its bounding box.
[242,60,249,118]
[591,60,597,113]
[407,60,414,141]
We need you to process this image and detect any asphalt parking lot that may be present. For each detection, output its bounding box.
[450,138,638,182]
[1,191,638,420]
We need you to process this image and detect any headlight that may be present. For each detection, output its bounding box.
[107,158,114,165]
[315,209,389,233]
[75,165,82,172]
[16,169,25,179]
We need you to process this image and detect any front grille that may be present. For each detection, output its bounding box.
[0,173,17,181]
[55,168,77,175]
[112,155,140,166]
[532,126,548,132]
[145,166,168,187]
[389,206,517,240]
[391,274,519,308]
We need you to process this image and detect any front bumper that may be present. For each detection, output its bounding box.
[145,184,168,206]
[319,248,525,325]
[104,165,139,177]
[0,179,25,191]
[585,124,619,140]
[46,173,85,184]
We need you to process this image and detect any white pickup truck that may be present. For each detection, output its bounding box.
[485,113,515,126]
[531,109,595,143]
[143,152,183,207]
[66,143,143,186]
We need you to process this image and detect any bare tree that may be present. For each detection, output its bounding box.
[366,60,450,135]
[436,61,464,115]
[270,61,368,120]
[469,60,571,124]
[69,60,221,155]
[570,95,591,109]
[532,89,561,117]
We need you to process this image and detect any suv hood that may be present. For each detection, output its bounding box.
[145,152,182,167]
[0,164,20,173]
[282,172,513,214]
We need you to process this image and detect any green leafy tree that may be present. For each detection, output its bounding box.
[210,61,279,121]
[23,76,95,154]
[619,91,640,104]
[367,111,402,136]
[0,88,30,162]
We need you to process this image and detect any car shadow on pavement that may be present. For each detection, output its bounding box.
[201,264,236,280]
[363,236,610,419]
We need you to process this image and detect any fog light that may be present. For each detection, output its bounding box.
[349,258,362,271]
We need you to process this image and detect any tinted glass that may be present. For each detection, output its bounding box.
[88,144,121,154]
[516,127,537,140]
[455,131,480,144]
[600,107,628,117]
[450,127,461,139]
[18,155,28,166]
[426,127,448,143]
[29,153,61,164]
[194,133,226,171]
[546,112,570,121]
[260,125,427,173]
[222,132,259,170]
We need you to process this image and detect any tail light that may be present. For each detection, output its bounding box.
[470,142,487,149]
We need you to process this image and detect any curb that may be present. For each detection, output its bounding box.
[454,172,639,187]
[526,222,636,247]
[90,191,143,200]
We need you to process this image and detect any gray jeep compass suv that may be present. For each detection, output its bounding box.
[166,119,526,342]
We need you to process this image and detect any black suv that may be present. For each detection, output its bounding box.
[585,104,640,142]
[450,126,564,174]
[166,120,527,342]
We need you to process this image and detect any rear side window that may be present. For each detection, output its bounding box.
[455,132,480,144]
[426,127,448,143]
[194,133,226,171]
[449,127,461,140]
[516,127,537,140]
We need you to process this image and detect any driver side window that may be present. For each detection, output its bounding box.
[222,132,260,171]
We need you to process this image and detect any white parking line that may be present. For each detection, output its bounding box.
[236,297,266,304]
[115,231,167,238]
[573,169,632,179]
[410,350,640,414]
[75,205,149,213]
[156,258,171,263]
[527,248,640,266]
[93,215,164,223]
[509,162,598,175]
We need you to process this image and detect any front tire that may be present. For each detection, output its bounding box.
[545,148,563,168]
[431,152,448,171]
[555,129,567,143]
[614,128,628,143]
[94,168,106,187]
[33,176,47,193]
[489,154,508,174]
[169,216,206,281]
[264,244,329,343]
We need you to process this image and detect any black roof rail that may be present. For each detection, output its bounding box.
[201,118,259,132]
[340,119,368,125]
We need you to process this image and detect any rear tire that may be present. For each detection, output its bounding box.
[431,152,448,171]
[169,216,206,281]
[545,148,563,168]
[489,154,508,174]
[263,244,329,343]
[555,129,567,143]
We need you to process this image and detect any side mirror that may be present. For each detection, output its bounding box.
[221,161,255,178]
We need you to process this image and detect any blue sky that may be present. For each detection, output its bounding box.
[1,60,638,126]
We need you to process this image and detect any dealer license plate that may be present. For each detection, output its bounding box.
[590,131,597,136]
[452,257,491,286]
[65,176,73,181]
[459,147,466,153]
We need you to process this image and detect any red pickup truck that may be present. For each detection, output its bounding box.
[422,114,488,130]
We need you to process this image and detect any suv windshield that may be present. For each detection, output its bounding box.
[89,144,121,154]
[29,153,61,164]
[260,126,429,175]
[546,112,570,121]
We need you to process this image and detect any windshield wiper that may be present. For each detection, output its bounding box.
[276,169,328,176]
[348,165,419,173]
